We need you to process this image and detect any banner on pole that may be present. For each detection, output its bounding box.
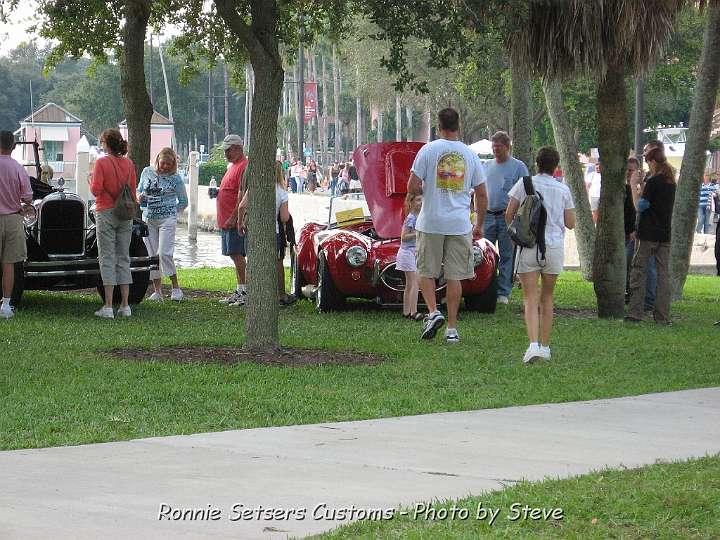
[303,82,318,122]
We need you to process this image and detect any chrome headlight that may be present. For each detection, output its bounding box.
[22,203,37,228]
[346,246,368,267]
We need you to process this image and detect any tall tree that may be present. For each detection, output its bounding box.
[543,80,595,280]
[509,0,683,318]
[25,0,157,179]
[670,1,720,298]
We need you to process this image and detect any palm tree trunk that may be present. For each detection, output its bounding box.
[216,0,283,352]
[321,52,328,167]
[593,64,628,318]
[332,45,341,162]
[510,58,532,170]
[670,1,720,299]
[120,0,153,180]
[543,80,595,280]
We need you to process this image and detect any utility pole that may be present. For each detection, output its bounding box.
[634,78,645,164]
[148,34,154,105]
[297,16,305,162]
[224,61,230,137]
[207,70,212,151]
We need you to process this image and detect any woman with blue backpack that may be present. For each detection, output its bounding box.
[505,146,575,364]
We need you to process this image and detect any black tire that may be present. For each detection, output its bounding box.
[290,248,304,299]
[0,261,25,308]
[464,271,498,313]
[315,252,344,312]
[97,233,150,305]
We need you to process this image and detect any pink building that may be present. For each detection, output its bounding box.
[14,103,82,180]
[119,111,175,165]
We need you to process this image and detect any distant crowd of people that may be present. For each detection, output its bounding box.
[282,158,360,196]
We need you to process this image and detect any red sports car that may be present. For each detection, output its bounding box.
[290,142,498,312]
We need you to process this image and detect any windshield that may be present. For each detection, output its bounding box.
[327,190,370,226]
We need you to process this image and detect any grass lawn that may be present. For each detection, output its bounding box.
[316,454,720,539]
[1,269,719,450]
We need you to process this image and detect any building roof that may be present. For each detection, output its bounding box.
[22,103,83,124]
[119,111,173,126]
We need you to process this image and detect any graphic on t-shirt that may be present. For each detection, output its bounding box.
[436,152,466,192]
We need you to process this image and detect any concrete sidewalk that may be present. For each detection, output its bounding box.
[2,388,719,540]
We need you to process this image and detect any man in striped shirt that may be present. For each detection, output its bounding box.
[697,175,716,235]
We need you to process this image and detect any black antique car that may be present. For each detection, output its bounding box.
[0,141,158,308]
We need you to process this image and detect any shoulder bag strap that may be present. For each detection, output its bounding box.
[522,175,534,196]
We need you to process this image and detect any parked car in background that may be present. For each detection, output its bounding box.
[0,141,158,308]
[290,142,499,312]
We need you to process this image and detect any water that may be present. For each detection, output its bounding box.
[173,223,227,268]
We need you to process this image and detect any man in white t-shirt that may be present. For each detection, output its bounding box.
[408,108,488,343]
[585,162,602,223]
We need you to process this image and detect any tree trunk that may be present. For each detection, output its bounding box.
[120,0,153,180]
[356,67,362,147]
[395,95,402,141]
[216,0,283,352]
[510,58,533,171]
[321,52,328,167]
[543,80,595,280]
[670,2,720,299]
[593,65,628,318]
[406,105,413,141]
[224,61,230,137]
[332,45,341,162]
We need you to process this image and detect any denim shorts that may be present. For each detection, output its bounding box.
[220,229,246,256]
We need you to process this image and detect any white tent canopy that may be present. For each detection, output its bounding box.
[468,139,492,155]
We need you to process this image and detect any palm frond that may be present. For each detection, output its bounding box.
[508,0,685,80]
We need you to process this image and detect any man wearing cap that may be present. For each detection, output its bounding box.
[217,134,249,306]
[0,130,33,319]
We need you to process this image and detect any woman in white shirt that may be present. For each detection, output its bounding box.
[506,147,576,365]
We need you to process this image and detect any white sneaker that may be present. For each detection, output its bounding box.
[497,295,509,304]
[445,329,460,343]
[0,304,14,319]
[523,343,543,364]
[219,291,242,304]
[94,307,115,319]
[420,311,445,340]
[228,291,248,306]
[148,291,163,301]
[539,345,552,360]
[117,305,132,317]
[170,288,184,301]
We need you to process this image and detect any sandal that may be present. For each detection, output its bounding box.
[403,312,424,321]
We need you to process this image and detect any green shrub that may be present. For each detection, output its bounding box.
[199,162,228,186]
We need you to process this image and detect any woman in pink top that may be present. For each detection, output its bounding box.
[90,128,137,319]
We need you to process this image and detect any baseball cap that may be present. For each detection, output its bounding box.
[222,134,243,149]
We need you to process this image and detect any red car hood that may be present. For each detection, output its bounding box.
[353,142,425,239]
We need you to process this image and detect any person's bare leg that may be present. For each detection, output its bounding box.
[169,274,179,289]
[152,277,162,295]
[539,273,558,345]
[519,272,540,343]
[103,285,114,309]
[119,284,130,308]
[2,263,14,299]
[230,254,246,287]
[419,276,437,314]
[407,271,419,314]
[445,280,462,329]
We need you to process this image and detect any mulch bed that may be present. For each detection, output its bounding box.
[108,346,384,367]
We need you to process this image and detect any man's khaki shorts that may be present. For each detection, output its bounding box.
[416,231,474,281]
[515,245,564,275]
[0,213,26,264]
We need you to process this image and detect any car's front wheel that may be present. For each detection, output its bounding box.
[316,252,344,312]
[0,261,25,308]
[96,234,150,305]
[464,272,498,313]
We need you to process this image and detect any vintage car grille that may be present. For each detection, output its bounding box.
[379,263,406,291]
[380,262,448,293]
[39,199,86,257]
